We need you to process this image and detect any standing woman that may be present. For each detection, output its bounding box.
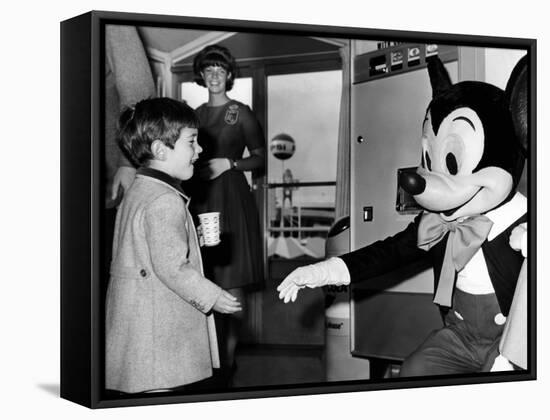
[189,44,265,386]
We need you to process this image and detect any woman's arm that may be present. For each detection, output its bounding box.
[239,104,266,172]
[199,149,265,180]
[106,25,155,200]
[229,147,265,171]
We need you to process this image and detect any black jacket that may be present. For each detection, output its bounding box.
[340,212,526,316]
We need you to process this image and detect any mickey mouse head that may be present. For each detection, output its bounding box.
[400,57,525,221]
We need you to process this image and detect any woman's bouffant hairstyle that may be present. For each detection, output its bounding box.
[193,44,238,91]
[117,97,199,167]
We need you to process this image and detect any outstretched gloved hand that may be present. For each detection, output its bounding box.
[277,257,350,303]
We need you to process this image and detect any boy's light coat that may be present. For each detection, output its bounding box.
[106,174,221,393]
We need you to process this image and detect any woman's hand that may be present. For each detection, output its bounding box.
[196,224,205,247]
[198,158,231,180]
[213,290,242,314]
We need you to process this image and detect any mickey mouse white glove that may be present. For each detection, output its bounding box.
[490,354,515,372]
[277,257,350,303]
[509,222,527,257]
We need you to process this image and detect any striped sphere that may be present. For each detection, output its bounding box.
[270,133,296,160]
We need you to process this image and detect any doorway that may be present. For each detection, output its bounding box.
[262,69,341,345]
[172,33,345,350]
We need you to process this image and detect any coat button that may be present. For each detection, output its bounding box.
[494,313,507,325]
[140,269,147,277]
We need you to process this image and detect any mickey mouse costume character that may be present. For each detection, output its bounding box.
[277,56,528,376]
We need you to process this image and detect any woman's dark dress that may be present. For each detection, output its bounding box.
[189,100,264,290]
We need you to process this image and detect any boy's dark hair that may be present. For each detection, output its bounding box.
[117,98,199,167]
[193,44,237,91]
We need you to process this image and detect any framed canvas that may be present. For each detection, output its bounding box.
[60,10,536,409]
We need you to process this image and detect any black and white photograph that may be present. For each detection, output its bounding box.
[61,10,537,408]
[4,0,549,419]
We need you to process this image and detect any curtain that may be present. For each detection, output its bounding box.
[335,42,351,220]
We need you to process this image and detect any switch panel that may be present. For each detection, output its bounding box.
[363,206,373,222]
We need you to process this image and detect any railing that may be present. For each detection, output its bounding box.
[265,181,336,239]
[266,181,336,188]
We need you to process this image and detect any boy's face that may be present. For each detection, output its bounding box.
[163,127,202,181]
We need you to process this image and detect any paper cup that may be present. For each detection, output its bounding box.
[198,212,221,246]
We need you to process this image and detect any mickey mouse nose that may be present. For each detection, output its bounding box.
[400,171,426,195]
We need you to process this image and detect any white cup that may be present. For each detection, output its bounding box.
[198,212,221,246]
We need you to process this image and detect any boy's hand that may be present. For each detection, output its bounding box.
[213,290,242,314]
[198,158,231,180]
[111,166,137,200]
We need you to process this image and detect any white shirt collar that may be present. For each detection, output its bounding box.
[485,192,527,241]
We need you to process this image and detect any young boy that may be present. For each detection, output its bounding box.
[106,98,241,394]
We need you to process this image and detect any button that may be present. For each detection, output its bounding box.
[189,299,204,311]
[140,269,147,277]
[494,313,507,325]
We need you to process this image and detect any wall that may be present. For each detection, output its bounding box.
[485,48,527,89]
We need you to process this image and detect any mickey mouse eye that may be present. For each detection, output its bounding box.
[424,151,432,171]
[446,153,458,175]
[441,136,464,175]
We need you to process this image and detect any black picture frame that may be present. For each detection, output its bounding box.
[61,10,537,409]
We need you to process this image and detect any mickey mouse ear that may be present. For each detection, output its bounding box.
[427,56,452,98]
[505,55,528,154]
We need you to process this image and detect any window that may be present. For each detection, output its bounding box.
[266,70,342,258]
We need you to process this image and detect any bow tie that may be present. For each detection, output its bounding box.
[417,212,494,307]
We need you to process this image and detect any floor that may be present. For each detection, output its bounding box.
[232,344,326,388]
